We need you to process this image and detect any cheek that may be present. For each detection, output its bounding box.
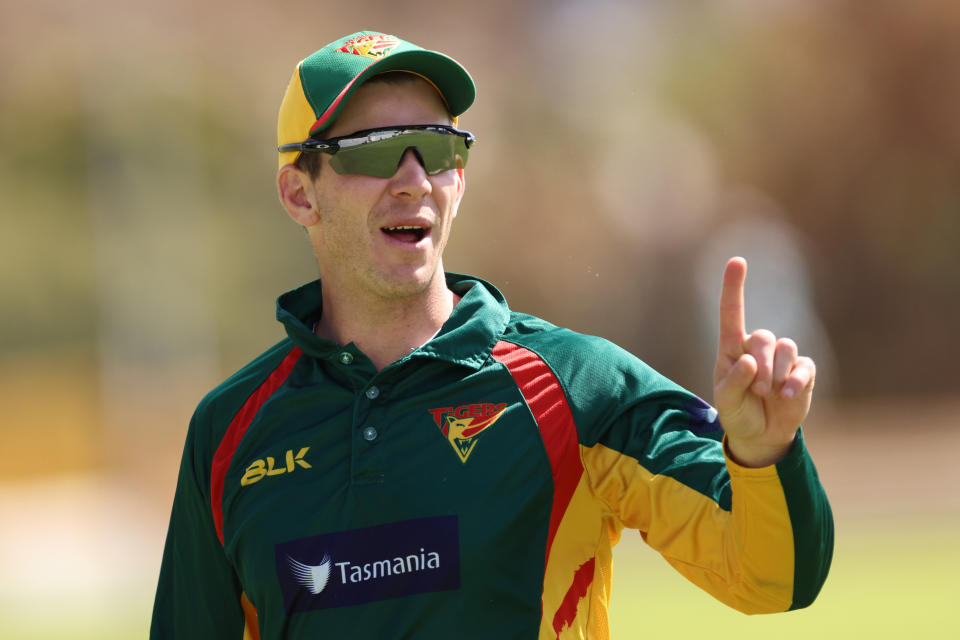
[313,176,381,225]
[433,174,463,213]
[310,186,360,248]
[316,168,383,204]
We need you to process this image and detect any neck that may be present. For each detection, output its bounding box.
[315,274,458,371]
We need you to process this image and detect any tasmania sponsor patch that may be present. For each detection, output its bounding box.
[428,403,507,463]
[275,515,459,612]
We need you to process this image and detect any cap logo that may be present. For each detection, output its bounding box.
[336,34,400,59]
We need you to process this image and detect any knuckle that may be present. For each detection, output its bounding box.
[752,329,777,345]
[746,331,776,356]
[777,337,798,354]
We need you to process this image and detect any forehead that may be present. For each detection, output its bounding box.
[327,77,452,137]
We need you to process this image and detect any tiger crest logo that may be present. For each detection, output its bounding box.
[336,34,400,59]
[428,403,507,463]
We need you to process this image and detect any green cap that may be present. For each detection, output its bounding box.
[277,31,476,168]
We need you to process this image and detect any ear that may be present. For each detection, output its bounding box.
[453,167,466,215]
[277,164,320,227]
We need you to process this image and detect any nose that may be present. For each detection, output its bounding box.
[389,148,432,200]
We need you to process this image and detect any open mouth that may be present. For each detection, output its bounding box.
[381,225,428,243]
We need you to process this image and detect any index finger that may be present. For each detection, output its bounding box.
[718,256,747,358]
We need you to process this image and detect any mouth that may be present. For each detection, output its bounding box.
[381,225,429,244]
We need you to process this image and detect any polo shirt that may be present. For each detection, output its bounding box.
[151,273,833,640]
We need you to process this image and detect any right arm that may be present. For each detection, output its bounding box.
[151,412,246,639]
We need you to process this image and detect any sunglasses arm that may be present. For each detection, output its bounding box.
[277,140,339,154]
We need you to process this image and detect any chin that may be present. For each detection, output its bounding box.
[371,269,437,299]
[384,281,429,298]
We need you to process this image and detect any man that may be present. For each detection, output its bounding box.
[152,31,832,640]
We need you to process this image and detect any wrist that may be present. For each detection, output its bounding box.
[724,431,797,468]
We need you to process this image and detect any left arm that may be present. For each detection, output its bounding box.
[581,256,833,613]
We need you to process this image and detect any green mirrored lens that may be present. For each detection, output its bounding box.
[328,131,470,178]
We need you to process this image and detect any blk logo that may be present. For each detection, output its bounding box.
[241,447,311,486]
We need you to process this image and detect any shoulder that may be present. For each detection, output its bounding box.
[497,312,704,442]
[188,338,300,455]
[499,311,677,393]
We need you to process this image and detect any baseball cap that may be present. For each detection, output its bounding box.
[277,31,476,168]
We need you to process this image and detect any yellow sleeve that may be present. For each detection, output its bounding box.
[582,436,805,614]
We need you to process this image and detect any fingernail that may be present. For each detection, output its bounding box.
[782,387,795,398]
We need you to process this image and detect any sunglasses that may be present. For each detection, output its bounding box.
[279,124,476,178]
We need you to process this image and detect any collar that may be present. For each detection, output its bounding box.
[275,273,510,369]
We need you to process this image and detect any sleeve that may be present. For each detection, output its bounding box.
[150,409,246,639]
[580,375,833,614]
[525,329,834,614]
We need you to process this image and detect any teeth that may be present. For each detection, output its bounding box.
[384,225,423,230]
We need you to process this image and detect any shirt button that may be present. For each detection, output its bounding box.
[365,386,380,400]
[338,352,354,365]
[362,426,378,441]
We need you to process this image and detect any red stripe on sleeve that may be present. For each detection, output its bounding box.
[491,341,583,562]
[552,557,595,638]
[210,347,303,545]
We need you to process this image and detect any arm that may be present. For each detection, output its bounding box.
[151,412,246,639]
[664,256,831,611]
[577,257,832,613]
[583,399,832,614]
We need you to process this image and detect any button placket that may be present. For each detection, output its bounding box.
[360,384,381,444]
[359,379,383,445]
[338,354,384,484]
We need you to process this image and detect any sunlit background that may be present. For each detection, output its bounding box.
[2,0,958,637]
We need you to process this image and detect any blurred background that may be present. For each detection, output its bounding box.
[1,0,957,637]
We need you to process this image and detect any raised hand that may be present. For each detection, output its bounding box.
[713,257,816,467]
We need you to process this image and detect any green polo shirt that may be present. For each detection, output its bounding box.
[152,274,833,639]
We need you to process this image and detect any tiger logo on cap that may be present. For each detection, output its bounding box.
[336,34,400,59]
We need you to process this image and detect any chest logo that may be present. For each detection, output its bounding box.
[240,447,311,486]
[428,403,507,463]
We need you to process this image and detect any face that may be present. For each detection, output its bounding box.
[299,78,465,302]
